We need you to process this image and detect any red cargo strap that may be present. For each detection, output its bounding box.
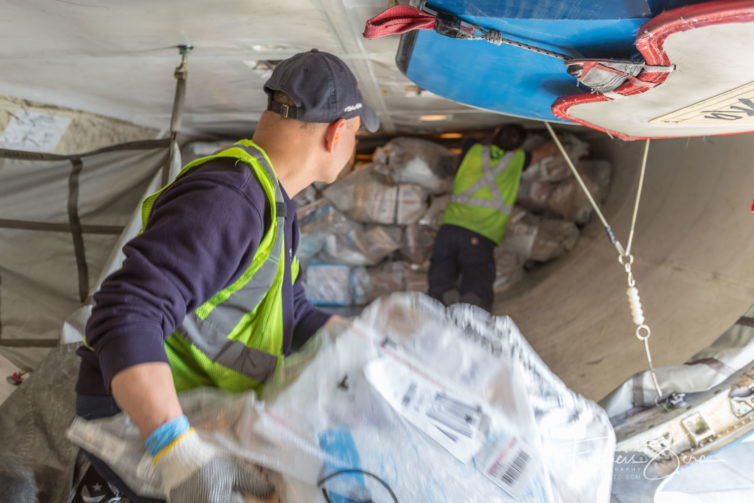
[363,5,436,39]
[362,5,562,61]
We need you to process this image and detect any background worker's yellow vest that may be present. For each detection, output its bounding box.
[441,143,526,245]
[140,140,300,392]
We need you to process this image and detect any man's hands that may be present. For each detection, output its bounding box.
[153,428,274,502]
[111,364,274,502]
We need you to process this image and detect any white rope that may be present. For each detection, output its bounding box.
[544,123,665,401]
[544,122,625,256]
[644,337,664,401]
[626,139,650,257]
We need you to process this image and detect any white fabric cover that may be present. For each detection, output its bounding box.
[600,302,754,421]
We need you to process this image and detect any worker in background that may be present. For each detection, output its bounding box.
[428,125,556,311]
[74,49,378,503]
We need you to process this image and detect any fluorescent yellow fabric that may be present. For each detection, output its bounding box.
[441,144,525,245]
[142,140,288,392]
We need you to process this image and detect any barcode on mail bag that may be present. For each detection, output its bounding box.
[484,438,535,495]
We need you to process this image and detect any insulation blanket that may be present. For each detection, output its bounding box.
[601,301,754,422]
[67,293,614,502]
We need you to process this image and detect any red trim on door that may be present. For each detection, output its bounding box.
[552,0,754,140]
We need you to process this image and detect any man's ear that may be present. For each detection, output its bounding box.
[324,118,347,153]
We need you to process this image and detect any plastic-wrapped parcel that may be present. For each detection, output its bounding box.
[67,293,615,502]
[503,208,580,263]
[322,165,428,225]
[302,263,371,306]
[515,132,611,225]
[297,200,402,267]
[372,137,456,195]
[304,261,428,307]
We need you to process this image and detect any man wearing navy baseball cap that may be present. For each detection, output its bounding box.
[264,48,379,133]
[75,49,378,502]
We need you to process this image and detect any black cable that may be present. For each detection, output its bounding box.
[429,6,571,60]
[466,20,571,60]
[317,468,400,503]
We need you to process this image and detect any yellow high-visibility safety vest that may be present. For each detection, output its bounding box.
[140,140,300,392]
[441,143,526,245]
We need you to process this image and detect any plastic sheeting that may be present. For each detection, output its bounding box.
[302,263,371,307]
[322,165,429,225]
[304,260,429,308]
[504,208,580,263]
[400,222,436,265]
[300,131,611,306]
[0,141,174,370]
[68,292,615,502]
[372,137,456,194]
[367,261,428,299]
[298,200,402,267]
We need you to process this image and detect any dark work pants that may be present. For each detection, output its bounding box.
[76,394,166,503]
[428,224,496,311]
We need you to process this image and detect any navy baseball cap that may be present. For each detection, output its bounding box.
[264,49,379,132]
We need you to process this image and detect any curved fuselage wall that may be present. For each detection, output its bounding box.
[497,133,754,401]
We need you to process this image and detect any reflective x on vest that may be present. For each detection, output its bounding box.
[451,145,514,214]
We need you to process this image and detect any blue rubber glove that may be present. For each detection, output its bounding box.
[148,416,274,502]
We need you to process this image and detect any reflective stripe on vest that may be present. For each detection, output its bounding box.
[175,143,285,383]
[450,146,514,214]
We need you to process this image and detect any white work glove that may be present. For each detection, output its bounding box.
[152,426,274,502]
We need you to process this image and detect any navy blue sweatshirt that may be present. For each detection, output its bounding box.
[76,156,331,395]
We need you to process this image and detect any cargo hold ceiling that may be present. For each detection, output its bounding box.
[0,0,514,137]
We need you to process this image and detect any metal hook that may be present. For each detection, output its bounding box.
[174,45,193,80]
[636,324,651,341]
